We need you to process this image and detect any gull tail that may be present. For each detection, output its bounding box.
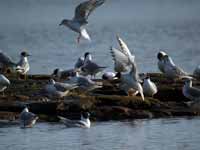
[81,28,91,42]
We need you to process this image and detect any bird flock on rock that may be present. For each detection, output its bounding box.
[0,0,200,128]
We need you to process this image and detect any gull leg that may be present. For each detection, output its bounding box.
[77,34,81,44]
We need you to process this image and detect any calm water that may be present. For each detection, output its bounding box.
[0,0,200,74]
[0,117,200,150]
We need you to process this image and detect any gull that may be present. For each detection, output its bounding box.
[74,56,84,69]
[44,79,78,98]
[0,74,10,95]
[65,71,102,91]
[81,52,106,78]
[182,79,200,102]
[52,68,77,80]
[162,55,191,80]
[142,75,158,97]
[58,112,90,128]
[110,35,135,73]
[59,0,105,43]
[102,72,116,81]
[193,65,200,79]
[0,50,16,73]
[19,107,38,128]
[16,51,30,75]
[157,51,167,73]
[116,63,144,100]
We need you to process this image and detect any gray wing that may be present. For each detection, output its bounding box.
[74,57,84,69]
[83,61,106,73]
[62,69,76,77]
[74,0,105,23]
[0,51,16,66]
[54,82,78,92]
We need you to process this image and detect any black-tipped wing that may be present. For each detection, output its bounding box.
[74,0,105,23]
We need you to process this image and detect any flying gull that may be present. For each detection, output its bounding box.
[59,0,105,43]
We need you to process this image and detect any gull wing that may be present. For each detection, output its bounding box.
[74,0,105,23]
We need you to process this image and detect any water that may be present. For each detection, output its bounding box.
[0,117,200,150]
[0,0,199,74]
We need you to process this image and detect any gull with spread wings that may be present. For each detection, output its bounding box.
[59,0,105,43]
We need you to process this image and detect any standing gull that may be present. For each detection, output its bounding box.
[142,76,158,97]
[0,74,10,95]
[58,112,91,128]
[44,79,78,98]
[16,51,31,75]
[59,0,105,43]
[81,52,106,78]
[74,56,85,69]
[182,79,200,103]
[19,107,38,128]
[157,51,167,73]
[162,55,191,80]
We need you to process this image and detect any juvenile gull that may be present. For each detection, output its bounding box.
[59,0,105,43]
[81,52,106,78]
[58,112,90,128]
[16,51,30,75]
[0,74,10,95]
[44,79,78,98]
[182,79,200,102]
[142,76,158,97]
[19,107,38,128]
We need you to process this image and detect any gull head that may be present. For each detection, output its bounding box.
[81,112,90,119]
[21,51,31,57]
[157,51,167,60]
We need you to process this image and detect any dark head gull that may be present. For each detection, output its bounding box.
[19,107,38,128]
[58,112,91,128]
[44,79,78,98]
[16,51,31,75]
[74,56,85,69]
[162,54,192,80]
[52,68,77,80]
[157,51,167,73]
[59,0,105,43]
[81,52,106,78]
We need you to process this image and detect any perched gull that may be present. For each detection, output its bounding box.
[157,51,167,73]
[182,79,200,103]
[52,68,77,80]
[0,50,16,73]
[65,71,102,91]
[0,74,10,95]
[44,79,78,98]
[81,52,106,78]
[110,35,135,73]
[74,56,84,69]
[19,107,38,128]
[193,65,200,79]
[116,64,144,100]
[161,54,191,80]
[142,76,158,97]
[59,0,105,43]
[58,112,91,128]
[16,51,30,75]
